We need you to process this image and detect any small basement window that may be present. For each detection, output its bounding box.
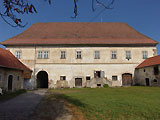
[86,76,91,80]
[97,84,101,87]
[60,76,66,80]
[112,76,118,81]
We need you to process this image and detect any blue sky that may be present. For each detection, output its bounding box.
[0,0,160,54]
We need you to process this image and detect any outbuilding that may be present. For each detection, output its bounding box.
[0,48,32,91]
[134,55,160,86]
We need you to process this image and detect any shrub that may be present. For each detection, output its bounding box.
[103,84,109,88]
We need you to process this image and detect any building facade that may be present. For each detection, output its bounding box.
[1,22,158,88]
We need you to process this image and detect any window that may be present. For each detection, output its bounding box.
[94,71,105,78]
[97,84,101,87]
[94,51,100,59]
[17,76,20,81]
[142,51,148,59]
[144,69,146,72]
[86,76,91,80]
[60,76,66,80]
[126,51,131,60]
[111,51,117,59]
[44,51,49,59]
[76,51,82,59]
[112,76,118,81]
[0,75,1,81]
[16,51,21,59]
[38,51,43,59]
[61,51,66,59]
[153,79,157,83]
[38,51,49,59]
[154,66,159,75]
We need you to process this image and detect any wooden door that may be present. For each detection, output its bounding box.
[75,78,82,87]
[122,73,132,86]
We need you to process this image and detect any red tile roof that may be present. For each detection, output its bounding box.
[1,22,158,46]
[136,55,160,68]
[0,48,32,71]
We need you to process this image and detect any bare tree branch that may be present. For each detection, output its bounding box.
[0,0,115,27]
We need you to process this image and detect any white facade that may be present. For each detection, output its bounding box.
[6,46,157,88]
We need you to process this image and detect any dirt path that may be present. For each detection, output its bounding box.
[0,89,47,120]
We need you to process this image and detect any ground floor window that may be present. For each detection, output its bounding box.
[112,76,118,81]
[60,76,66,80]
[94,71,104,78]
[86,76,91,80]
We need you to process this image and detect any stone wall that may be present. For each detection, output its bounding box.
[134,65,160,86]
[0,67,24,91]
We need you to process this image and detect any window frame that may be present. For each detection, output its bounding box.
[112,76,118,81]
[142,51,148,59]
[60,76,66,81]
[60,51,66,59]
[44,51,49,59]
[126,50,131,60]
[76,50,82,59]
[15,50,21,59]
[37,51,43,59]
[111,51,117,59]
[94,51,100,59]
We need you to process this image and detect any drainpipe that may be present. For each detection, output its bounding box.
[33,45,37,89]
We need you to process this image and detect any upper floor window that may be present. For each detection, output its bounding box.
[111,51,117,59]
[126,51,131,60]
[44,51,49,59]
[16,51,21,59]
[94,51,100,59]
[142,51,148,59]
[38,51,43,59]
[76,51,82,59]
[37,51,49,59]
[61,51,66,59]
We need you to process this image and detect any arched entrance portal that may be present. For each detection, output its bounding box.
[122,73,132,86]
[37,71,48,88]
[8,75,13,90]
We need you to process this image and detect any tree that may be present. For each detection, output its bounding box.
[0,0,115,27]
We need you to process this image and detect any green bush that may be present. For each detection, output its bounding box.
[103,84,109,88]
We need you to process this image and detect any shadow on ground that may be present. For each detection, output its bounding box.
[30,92,87,120]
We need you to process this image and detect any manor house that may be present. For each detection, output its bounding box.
[1,22,158,88]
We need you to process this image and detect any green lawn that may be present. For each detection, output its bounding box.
[48,87,160,120]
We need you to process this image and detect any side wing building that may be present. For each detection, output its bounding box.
[1,22,158,88]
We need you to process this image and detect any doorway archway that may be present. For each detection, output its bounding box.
[8,75,13,90]
[37,71,48,88]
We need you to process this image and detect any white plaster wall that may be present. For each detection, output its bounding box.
[6,46,157,88]
[35,63,138,88]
